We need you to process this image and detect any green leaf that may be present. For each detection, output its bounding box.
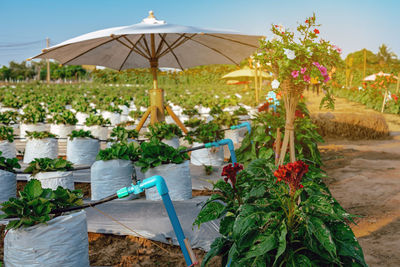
[201,237,229,267]
[245,234,277,259]
[24,179,43,198]
[273,221,287,266]
[194,201,225,226]
[307,217,337,260]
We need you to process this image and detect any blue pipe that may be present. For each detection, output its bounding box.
[230,122,251,135]
[204,138,237,164]
[117,176,195,266]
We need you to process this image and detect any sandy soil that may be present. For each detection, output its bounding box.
[306,91,400,267]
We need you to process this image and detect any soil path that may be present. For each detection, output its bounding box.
[305,91,400,267]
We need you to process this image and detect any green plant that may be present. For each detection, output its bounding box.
[24,158,74,176]
[204,165,213,175]
[0,151,20,173]
[0,179,83,229]
[185,122,224,144]
[212,112,239,127]
[110,126,139,143]
[102,105,123,114]
[21,104,46,124]
[49,110,78,125]
[84,114,111,126]
[135,140,189,173]
[129,110,144,120]
[233,107,249,116]
[184,118,204,128]
[26,131,57,139]
[195,159,367,266]
[96,142,140,161]
[0,125,14,142]
[182,108,200,117]
[0,111,19,125]
[210,105,223,116]
[68,129,95,140]
[146,122,183,141]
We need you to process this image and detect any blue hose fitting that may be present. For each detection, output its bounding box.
[230,122,251,135]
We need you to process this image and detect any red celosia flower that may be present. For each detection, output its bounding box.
[305,20,309,24]
[258,102,270,112]
[274,160,309,196]
[295,109,304,118]
[221,163,244,189]
[314,29,320,34]
[393,94,398,102]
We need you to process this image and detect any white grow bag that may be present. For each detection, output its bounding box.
[83,125,109,140]
[76,112,89,126]
[162,136,180,149]
[23,138,58,164]
[4,210,90,267]
[102,111,121,126]
[144,160,191,201]
[91,159,135,201]
[0,169,16,202]
[190,142,224,166]
[50,124,75,138]
[20,123,47,138]
[67,138,100,166]
[29,171,74,191]
[224,129,241,144]
[0,140,16,158]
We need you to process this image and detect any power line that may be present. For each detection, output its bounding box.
[0,40,46,48]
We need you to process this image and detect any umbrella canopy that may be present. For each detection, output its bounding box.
[31,11,262,71]
[363,71,398,81]
[221,66,271,80]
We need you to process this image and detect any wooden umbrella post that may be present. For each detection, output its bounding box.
[396,72,400,94]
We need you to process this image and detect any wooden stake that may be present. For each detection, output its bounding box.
[46,38,50,84]
[166,105,188,134]
[381,89,387,113]
[275,128,281,166]
[396,72,400,94]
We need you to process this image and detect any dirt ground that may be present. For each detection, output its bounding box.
[306,91,400,267]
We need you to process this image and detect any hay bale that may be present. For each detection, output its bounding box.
[311,112,389,140]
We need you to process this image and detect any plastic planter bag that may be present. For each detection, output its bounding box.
[67,138,100,166]
[91,159,135,201]
[23,138,58,164]
[29,171,74,190]
[0,169,16,202]
[144,160,191,201]
[225,129,240,144]
[20,123,47,138]
[134,165,145,181]
[190,142,224,166]
[162,137,180,149]
[83,125,109,140]
[76,112,89,126]
[102,111,121,126]
[4,210,89,267]
[0,140,16,158]
[50,124,75,138]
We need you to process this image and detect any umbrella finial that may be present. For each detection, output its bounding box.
[142,10,165,24]
[148,10,155,18]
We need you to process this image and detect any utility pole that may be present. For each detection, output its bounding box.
[46,37,50,84]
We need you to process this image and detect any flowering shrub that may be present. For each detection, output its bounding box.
[194,159,367,266]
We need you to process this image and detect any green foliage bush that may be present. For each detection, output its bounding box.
[96,142,140,162]
[146,122,183,141]
[0,125,14,142]
[24,158,74,176]
[26,131,57,139]
[0,151,20,173]
[68,129,95,140]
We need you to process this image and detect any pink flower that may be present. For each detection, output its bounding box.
[303,75,311,82]
[312,62,320,67]
[291,70,299,78]
[318,65,327,76]
[336,47,342,54]
[301,67,307,74]
[323,75,330,83]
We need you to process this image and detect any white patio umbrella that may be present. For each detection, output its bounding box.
[30,11,262,132]
[363,71,398,81]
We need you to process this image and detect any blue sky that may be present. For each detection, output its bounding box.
[1,0,399,66]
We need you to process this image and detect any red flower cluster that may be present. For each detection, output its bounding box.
[258,102,270,112]
[393,93,398,102]
[295,109,304,119]
[221,163,244,189]
[274,160,309,196]
[314,29,320,34]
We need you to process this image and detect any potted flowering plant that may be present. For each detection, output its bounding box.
[256,14,341,165]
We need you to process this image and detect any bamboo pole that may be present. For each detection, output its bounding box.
[396,72,400,94]
[381,89,387,113]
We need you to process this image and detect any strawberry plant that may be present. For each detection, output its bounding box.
[195,159,367,266]
[96,142,140,161]
[110,126,139,143]
[26,131,57,139]
[21,104,46,124]
[0,151,20,173]
[0,126,15,142]
[129,110,144,120]
[0,179,83,229]
[233,107,249,116]
[49,110,78,125]
[185,122,224,144]
[68,129,95,140]
[24,158,74,176]
[135,140,189,173]
[182,108,200,117]
[146,122,183,141]
[84,114,111,126]
[0,111,19,125]
[184,118,204,128]
[212,111,239,127]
